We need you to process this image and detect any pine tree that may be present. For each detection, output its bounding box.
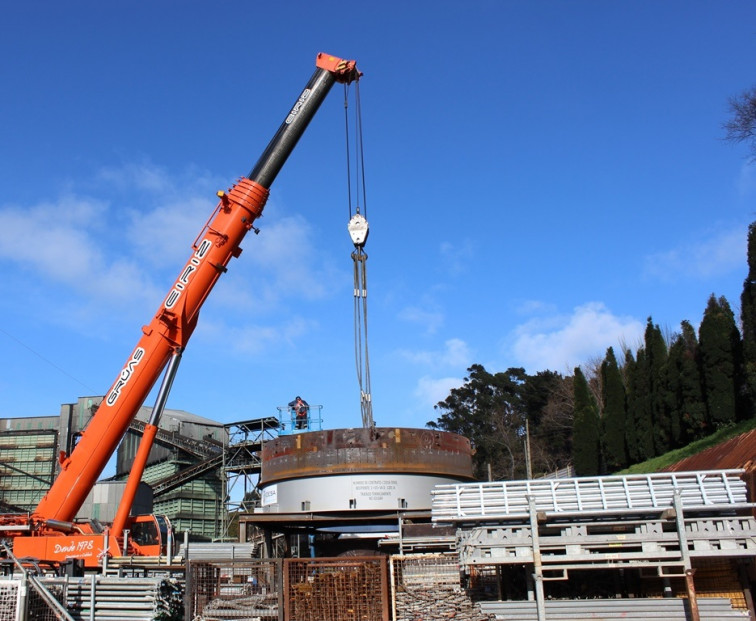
[600,347,628,472]
[699,295,742,427]
[740,221,756,412]
[572,366,601,476]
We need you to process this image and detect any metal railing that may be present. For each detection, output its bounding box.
[432,469,751,523]
[275,405,323,435]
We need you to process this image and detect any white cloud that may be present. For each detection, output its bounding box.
[397,305,444,334]
[643,227,746,282]
[413,375,464,409]
[510,301,644,373]
[0,197,104,279]
[439,239,474,275]
[0,197,159,310]
[440,338,473,367]
[398,338,473,369]
[204,213,347,318]
[126,194,214,269]
[196,315,317,355]
[0,162,347,329]
[514,299,558,316]
[97,161,176,194]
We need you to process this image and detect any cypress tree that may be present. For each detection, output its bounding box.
[626,348,654,461]
[676,320,708,442]
[740,221,756,412]
[699,295,742,427]
[601,347,628,472]
[666,321,707,447]
[645,318,671,455]
[662,337,682,449]
[572,366,601,476]
[622,350,640,463]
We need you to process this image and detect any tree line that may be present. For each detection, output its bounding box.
[428,89,756,481]
[429,221,756,481]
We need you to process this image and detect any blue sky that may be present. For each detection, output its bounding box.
[1,1,755,434]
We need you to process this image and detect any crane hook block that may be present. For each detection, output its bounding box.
[348,213,369,247]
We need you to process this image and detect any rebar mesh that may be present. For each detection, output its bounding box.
[187,559,280,621]
[285,557,387,621]
[0,581,19,621]
[27,580,66,621]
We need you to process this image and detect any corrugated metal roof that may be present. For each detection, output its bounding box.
[663,429,756,474]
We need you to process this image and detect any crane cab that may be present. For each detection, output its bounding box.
[125,514,173,557]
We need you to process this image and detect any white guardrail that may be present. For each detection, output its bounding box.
[432,469,751,522]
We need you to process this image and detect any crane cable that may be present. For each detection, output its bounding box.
[343,81,374,429]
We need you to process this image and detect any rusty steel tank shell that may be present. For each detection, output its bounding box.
[260,427,474,485]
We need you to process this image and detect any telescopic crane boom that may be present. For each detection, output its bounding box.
[4,53,361,565]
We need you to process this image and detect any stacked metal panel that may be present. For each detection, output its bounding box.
[477,597,750,620]
[178,541,256,561]
[432,470,751,523]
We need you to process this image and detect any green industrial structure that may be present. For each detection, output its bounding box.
[0,397,227,541]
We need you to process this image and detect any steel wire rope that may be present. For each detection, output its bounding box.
[343,82,374,428]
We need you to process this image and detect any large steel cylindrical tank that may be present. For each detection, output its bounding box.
[258,427,474,513]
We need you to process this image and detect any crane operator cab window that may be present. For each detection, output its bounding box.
[131,518,159,547]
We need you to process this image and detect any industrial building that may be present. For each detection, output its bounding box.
[0,415,58,512]
[0,396,227,540]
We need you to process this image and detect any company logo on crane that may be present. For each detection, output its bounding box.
[106,347,146,406]
[285,89,311,124]
[164,238,213,310]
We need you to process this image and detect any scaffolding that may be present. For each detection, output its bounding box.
[432,469,756,621]
[219,417,281,540]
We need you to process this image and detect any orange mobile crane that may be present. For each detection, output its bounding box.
[0,53,361,568]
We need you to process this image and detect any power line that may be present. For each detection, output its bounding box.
[0,326,95,393]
